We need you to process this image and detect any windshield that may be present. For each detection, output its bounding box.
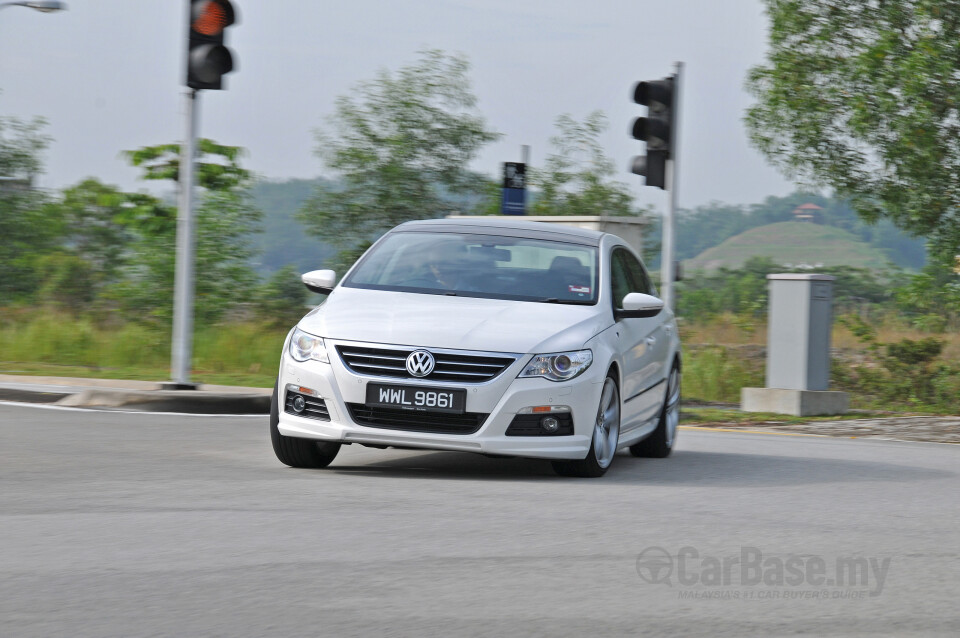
[343,231,598,304]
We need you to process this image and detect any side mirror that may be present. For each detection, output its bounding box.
[616,292,663,319]
[302,269,337,295]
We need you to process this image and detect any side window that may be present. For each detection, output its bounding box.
[610,249,633,310]
[621,251,655,296]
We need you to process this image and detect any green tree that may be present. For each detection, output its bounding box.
[0,116,54,303]
[124,139,251,190]
[745,1,960,257]
[895,259,960,328]
[42,180,136,291]
[34,251,96,309]
[298,49,499,270]
[108,141,262,324]
[532,112,646,218]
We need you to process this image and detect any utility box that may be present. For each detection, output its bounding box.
[742,274,849,416]
[767,274,834,390]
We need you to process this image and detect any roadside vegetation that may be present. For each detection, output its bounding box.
[3,36,960,415]
[675,255,960,413]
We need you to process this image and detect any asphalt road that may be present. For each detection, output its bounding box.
[1,402,958,637]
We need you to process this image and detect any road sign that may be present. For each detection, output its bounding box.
[501,162,526,215]
[503,162,526,189]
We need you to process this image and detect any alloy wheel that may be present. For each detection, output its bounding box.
[593,377,620,468]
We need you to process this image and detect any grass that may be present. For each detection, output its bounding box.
[3,309,959,413]
[679,312,960,413]
[681,344,763,403]
[0,312,284,387]
[681,312,960,359]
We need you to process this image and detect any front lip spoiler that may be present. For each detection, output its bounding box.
[342,431,483,452]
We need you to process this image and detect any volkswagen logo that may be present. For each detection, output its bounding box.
[405,350,435,377]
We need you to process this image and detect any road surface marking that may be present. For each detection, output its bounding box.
[0,400,265,418]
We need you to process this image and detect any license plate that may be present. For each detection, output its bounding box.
[366,383,466,414]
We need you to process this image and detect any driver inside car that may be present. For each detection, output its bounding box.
[424,242,471,290]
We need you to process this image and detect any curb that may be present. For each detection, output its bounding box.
[57,390,271,414]
[0,387,73,404]
[1,384,271,415]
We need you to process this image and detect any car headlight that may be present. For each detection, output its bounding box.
[518,349,593,382]
[288,327,329,363]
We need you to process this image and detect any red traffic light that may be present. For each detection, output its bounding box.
[192,0,235,36]
[186,0,237,91]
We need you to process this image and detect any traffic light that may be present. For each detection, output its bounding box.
[186,0,237,90]
[630,76,675,189]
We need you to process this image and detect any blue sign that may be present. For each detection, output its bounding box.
[501,187,526,216]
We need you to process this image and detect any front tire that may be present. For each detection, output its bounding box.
[552,375,620,478]
[630,361,680,459]
[270,381,341,468]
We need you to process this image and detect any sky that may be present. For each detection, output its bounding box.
[0,0,798,211]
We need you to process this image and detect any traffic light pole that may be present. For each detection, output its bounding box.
[170,88,199,388]
[661,61,683,312]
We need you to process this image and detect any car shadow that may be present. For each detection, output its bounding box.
[329,450,558,481]
[325,447,953,485]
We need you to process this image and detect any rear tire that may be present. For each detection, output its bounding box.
[630,361,680,459]
[552,375,620,478]
[270,381,341,468]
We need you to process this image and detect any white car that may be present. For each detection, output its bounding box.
[271,218,681,477]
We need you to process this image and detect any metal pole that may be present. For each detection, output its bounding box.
[521,144,530,166]
[662,61,683,312]
[170,88,199,388]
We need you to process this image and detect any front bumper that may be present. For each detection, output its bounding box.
[276,339,605,460]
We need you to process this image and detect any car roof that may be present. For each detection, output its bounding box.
[394,217,608,246]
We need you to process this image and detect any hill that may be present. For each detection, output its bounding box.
[685,222,895,272]
[249,178,335,276]
[663,193,926,271]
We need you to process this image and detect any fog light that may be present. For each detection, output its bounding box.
[292,395,306,413]
[541,416,560,433]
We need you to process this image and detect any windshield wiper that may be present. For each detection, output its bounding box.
[537,297,592,305]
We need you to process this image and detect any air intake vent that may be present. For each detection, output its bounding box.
[347,404,487,435]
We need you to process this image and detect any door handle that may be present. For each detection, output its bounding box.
[645,337,656,346]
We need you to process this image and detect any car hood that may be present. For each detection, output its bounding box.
[298,287,610,354]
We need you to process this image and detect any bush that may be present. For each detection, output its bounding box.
[832,316,960,410]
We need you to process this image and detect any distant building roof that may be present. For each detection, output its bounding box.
[791,202,823,222]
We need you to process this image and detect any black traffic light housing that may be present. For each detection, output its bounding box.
[186,0,237,90]
[630,76,675,189]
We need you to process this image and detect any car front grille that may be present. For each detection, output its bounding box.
[285,391,330,421]
[336,345,516,383]
[347,404,487,435]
